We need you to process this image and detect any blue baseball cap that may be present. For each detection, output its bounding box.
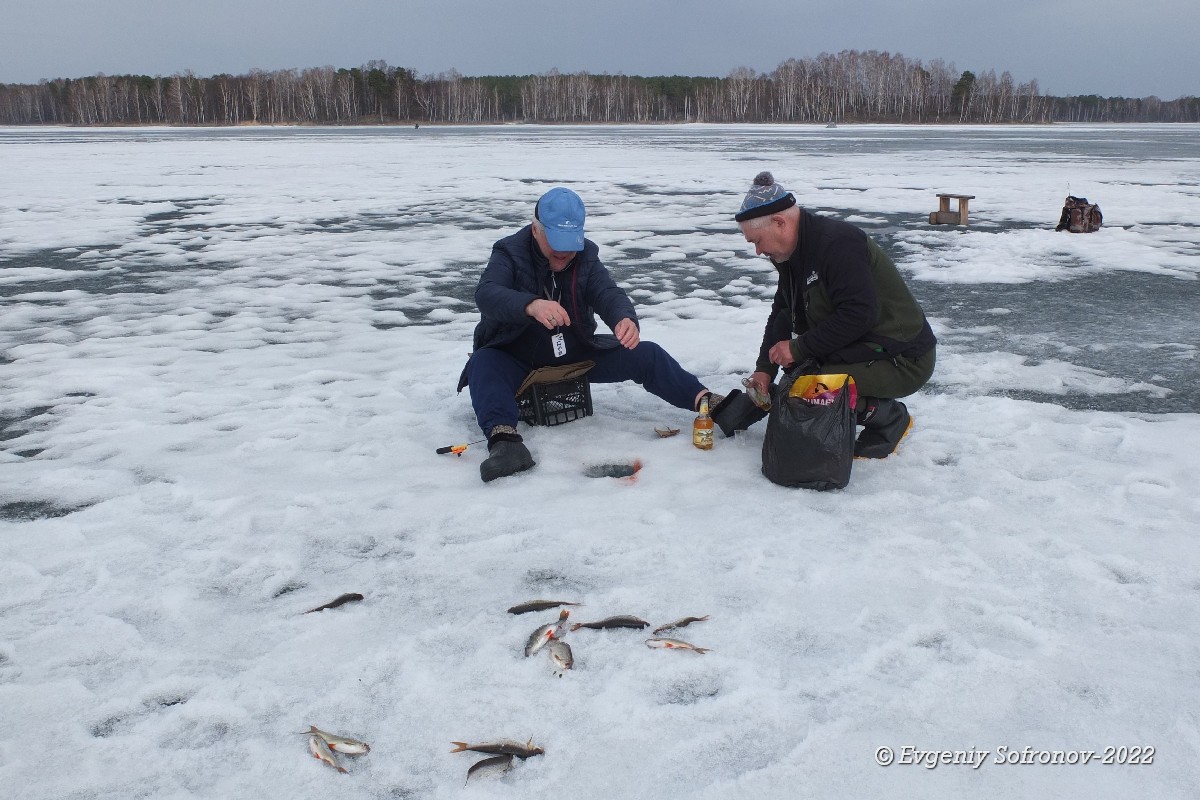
[535,187,586,252]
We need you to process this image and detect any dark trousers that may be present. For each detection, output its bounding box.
[467,342,705,436]
[829,346,936,400]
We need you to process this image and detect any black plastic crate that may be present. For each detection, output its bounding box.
[517,377,593,426]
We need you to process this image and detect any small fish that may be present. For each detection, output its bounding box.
[570,615,650,631]
[450,738,545,759]
[308,733,348,773]
[654,426,680,438]
[303,593,364,614]
[583,462,640,479]
[507,600,582,615]
[525,621,555,657]
[522,608,566,656]
[306,725,370,754]
[465,753,514,785]
[652,615,711,635]
[552,608,571,638]
[645,637,711,654]
[548,639,573,673]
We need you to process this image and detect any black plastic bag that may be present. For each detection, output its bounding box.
[761,372,856,491]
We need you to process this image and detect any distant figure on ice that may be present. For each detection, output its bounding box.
[457,187,724,482]
[713,172,937,458]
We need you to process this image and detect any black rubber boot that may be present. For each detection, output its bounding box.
[480,427,536,482]
[854,398,913,459]
[710,390,769,437]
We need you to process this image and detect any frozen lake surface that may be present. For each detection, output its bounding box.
[1,124,1198,798]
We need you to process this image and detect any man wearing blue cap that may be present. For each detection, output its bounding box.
[716,172,937,458]
[457,187,723,482]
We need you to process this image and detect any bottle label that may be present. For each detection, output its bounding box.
[693,427,713,449]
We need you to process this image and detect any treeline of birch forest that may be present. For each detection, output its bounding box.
[2,51,1197,126]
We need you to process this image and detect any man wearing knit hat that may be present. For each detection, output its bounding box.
[457,186,724,482]
[715,172,937,458]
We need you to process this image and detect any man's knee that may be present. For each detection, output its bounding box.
[468,349,521,383]
[633,340,666,362]
[627,340,672,382]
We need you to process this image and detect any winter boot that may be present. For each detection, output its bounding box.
[480,425,535,482]
[854,398,913,459]
[710,389,769,438]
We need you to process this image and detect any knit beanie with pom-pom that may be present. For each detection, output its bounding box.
[734,171,796,222]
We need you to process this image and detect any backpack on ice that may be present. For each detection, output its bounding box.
[1055,195,1103,233]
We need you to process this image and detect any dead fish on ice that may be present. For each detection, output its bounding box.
[570,615,650,631]
[645,637,711,654]
[652,615,711,635]
[507,599,582,615]
[450,738,545,759]
[303,593,364,614]
[524,610,570,657]
[548,639,574,674]
[453,740,545,787]
[465,753,514,784]
[305,725,370,754]
[582,462,641,479]
[308,733,349,773]
[525,623,555,657]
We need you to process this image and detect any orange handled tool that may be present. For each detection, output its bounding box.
[436,438,485,456]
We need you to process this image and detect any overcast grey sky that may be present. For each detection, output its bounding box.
[2,0,1195,99]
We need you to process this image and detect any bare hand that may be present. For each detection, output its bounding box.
[768,340,796,368]
[526,298,571,329]
[614,318,640,349]
[747,371,772,397]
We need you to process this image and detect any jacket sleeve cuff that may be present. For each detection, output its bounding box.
[789,339,810,365]
[517,293,542,319]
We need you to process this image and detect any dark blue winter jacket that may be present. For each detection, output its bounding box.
[457,225,638,389]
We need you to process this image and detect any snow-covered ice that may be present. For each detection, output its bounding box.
[1,124,1198,798]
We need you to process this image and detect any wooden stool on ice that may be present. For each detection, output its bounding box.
[929,193,975,226]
